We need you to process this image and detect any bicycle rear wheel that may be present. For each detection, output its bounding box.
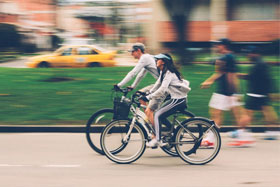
[160,109,195,157]
[101,120,147,164]
[175,118,221,165]
[86,108,114,155]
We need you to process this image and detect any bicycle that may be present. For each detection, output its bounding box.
[86,88,194,156]
[100,88,221,165]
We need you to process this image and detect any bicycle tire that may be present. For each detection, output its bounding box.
[160,109,196,157]
[175,118,221,165]
[101,120,147,164]
[86,108,114,155]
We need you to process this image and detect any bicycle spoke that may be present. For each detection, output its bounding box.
[175,118,221,165]
[101,120,146,164]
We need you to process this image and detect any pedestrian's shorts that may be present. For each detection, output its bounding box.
[245,95,269,111]
[209,93,243,111]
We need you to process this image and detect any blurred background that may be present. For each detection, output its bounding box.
[0,0,279,61]
[0,0,279,125]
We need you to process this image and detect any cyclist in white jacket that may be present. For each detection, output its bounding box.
[143,53,191,148]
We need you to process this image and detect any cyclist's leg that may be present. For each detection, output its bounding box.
[146,94,166,126]
[138,84,154,106]
[208,93,230,128]
[154,98,186,142]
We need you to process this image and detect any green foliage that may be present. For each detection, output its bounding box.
[0,65,279,125]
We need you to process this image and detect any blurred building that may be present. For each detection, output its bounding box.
[56,4,90,43]
[0,0,57,49]
[147,0,280,52]
[0,0,90,50]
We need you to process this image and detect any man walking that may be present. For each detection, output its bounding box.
[201,38,254,147]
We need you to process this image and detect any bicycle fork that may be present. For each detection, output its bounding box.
[122,117,137,143]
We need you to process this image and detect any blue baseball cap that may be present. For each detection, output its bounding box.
[154,53,171,60]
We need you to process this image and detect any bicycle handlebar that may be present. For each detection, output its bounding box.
[135,90,147,96]
[113,86,129,96]
[113,87,144,107]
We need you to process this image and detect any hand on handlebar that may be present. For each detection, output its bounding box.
[136,90,149,96]
[113,84,121,91]
[139,95,149,102]
[127,86,134,92]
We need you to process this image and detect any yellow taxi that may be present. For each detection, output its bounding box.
[25,45,117,68]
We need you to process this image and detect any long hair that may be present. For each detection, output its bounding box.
[160,53,182,82]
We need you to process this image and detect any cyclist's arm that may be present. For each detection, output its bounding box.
[130,69,148,89]
[149,76,161,94]
[117,61,145,87]
[147,74,171,100]
[200,59,224,88]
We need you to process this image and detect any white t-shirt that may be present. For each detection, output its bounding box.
[117,54,159,88]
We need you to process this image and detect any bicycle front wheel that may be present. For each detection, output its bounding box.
[101,120,147,164]
[175,118,221,165]
[86,108,114,155]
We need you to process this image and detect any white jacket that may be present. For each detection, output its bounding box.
[147,70,191,100]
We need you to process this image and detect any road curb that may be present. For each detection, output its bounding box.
[0,125,279,133]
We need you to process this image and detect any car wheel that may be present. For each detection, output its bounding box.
[88,62,101,67]
[38,61,50,68]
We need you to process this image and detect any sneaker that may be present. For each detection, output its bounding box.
[200,131,215,148]
[200,140,214,148]
[228,129,256,147]
[146,138,158,148]
[228,130,239,139]
[228,140,256,147]
[264,131,278,140]
[146,139,167,148]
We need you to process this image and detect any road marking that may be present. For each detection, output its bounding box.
[42,165,81,168]
[0,164,31,167]
[0,164,81,168]
[19,134,82,136]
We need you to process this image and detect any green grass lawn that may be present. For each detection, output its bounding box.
[0,64,279,125]
[194,53,280,62]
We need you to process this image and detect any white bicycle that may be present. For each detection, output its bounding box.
[100,88,221,165]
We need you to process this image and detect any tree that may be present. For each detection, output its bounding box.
[0,23,21,49]
[162,0,194,65]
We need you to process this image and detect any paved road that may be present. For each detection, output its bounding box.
[0,54,136,68]
[0,133,279,187]
[0,58,28,68]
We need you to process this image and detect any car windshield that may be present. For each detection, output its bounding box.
[91,45,109,52]
[54,47,65,54]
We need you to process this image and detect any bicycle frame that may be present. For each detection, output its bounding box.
[126,105,154,140]
[114,89,215,145]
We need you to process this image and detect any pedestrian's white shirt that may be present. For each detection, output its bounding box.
[117,54,159,88]
[147,71,191,100]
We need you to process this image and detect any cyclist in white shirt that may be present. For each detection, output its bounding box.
[143,53,191,148]
[116,43,159,89]
[114,43,167,118]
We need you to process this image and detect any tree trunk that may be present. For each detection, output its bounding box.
[162,0,194,65]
